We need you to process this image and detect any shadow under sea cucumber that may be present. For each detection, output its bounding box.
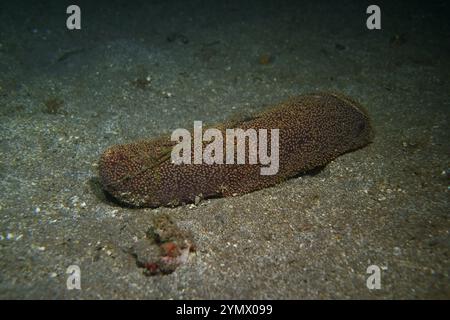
[98,92,374,208]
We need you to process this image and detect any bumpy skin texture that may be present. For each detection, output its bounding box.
[99,92,374,207]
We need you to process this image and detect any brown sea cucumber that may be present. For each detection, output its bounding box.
[98,92,374,207]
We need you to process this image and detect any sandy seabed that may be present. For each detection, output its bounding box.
[0,0,448,299]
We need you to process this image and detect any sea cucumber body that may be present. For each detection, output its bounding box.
[99,92,373,207]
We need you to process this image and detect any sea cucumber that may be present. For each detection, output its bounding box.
[98,92,374,207]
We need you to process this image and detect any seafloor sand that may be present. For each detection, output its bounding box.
[0,0,449,298]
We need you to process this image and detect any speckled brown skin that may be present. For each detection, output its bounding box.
[99,92,374,207]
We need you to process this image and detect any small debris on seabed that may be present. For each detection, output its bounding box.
[390,33,408,46]
[166,32,189,44]
[258,53,274,65]
[162,90,174,98]
[131,75,152,89]
[129,214,195,276]
[43,97,64,114]
[335,43,346,51]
